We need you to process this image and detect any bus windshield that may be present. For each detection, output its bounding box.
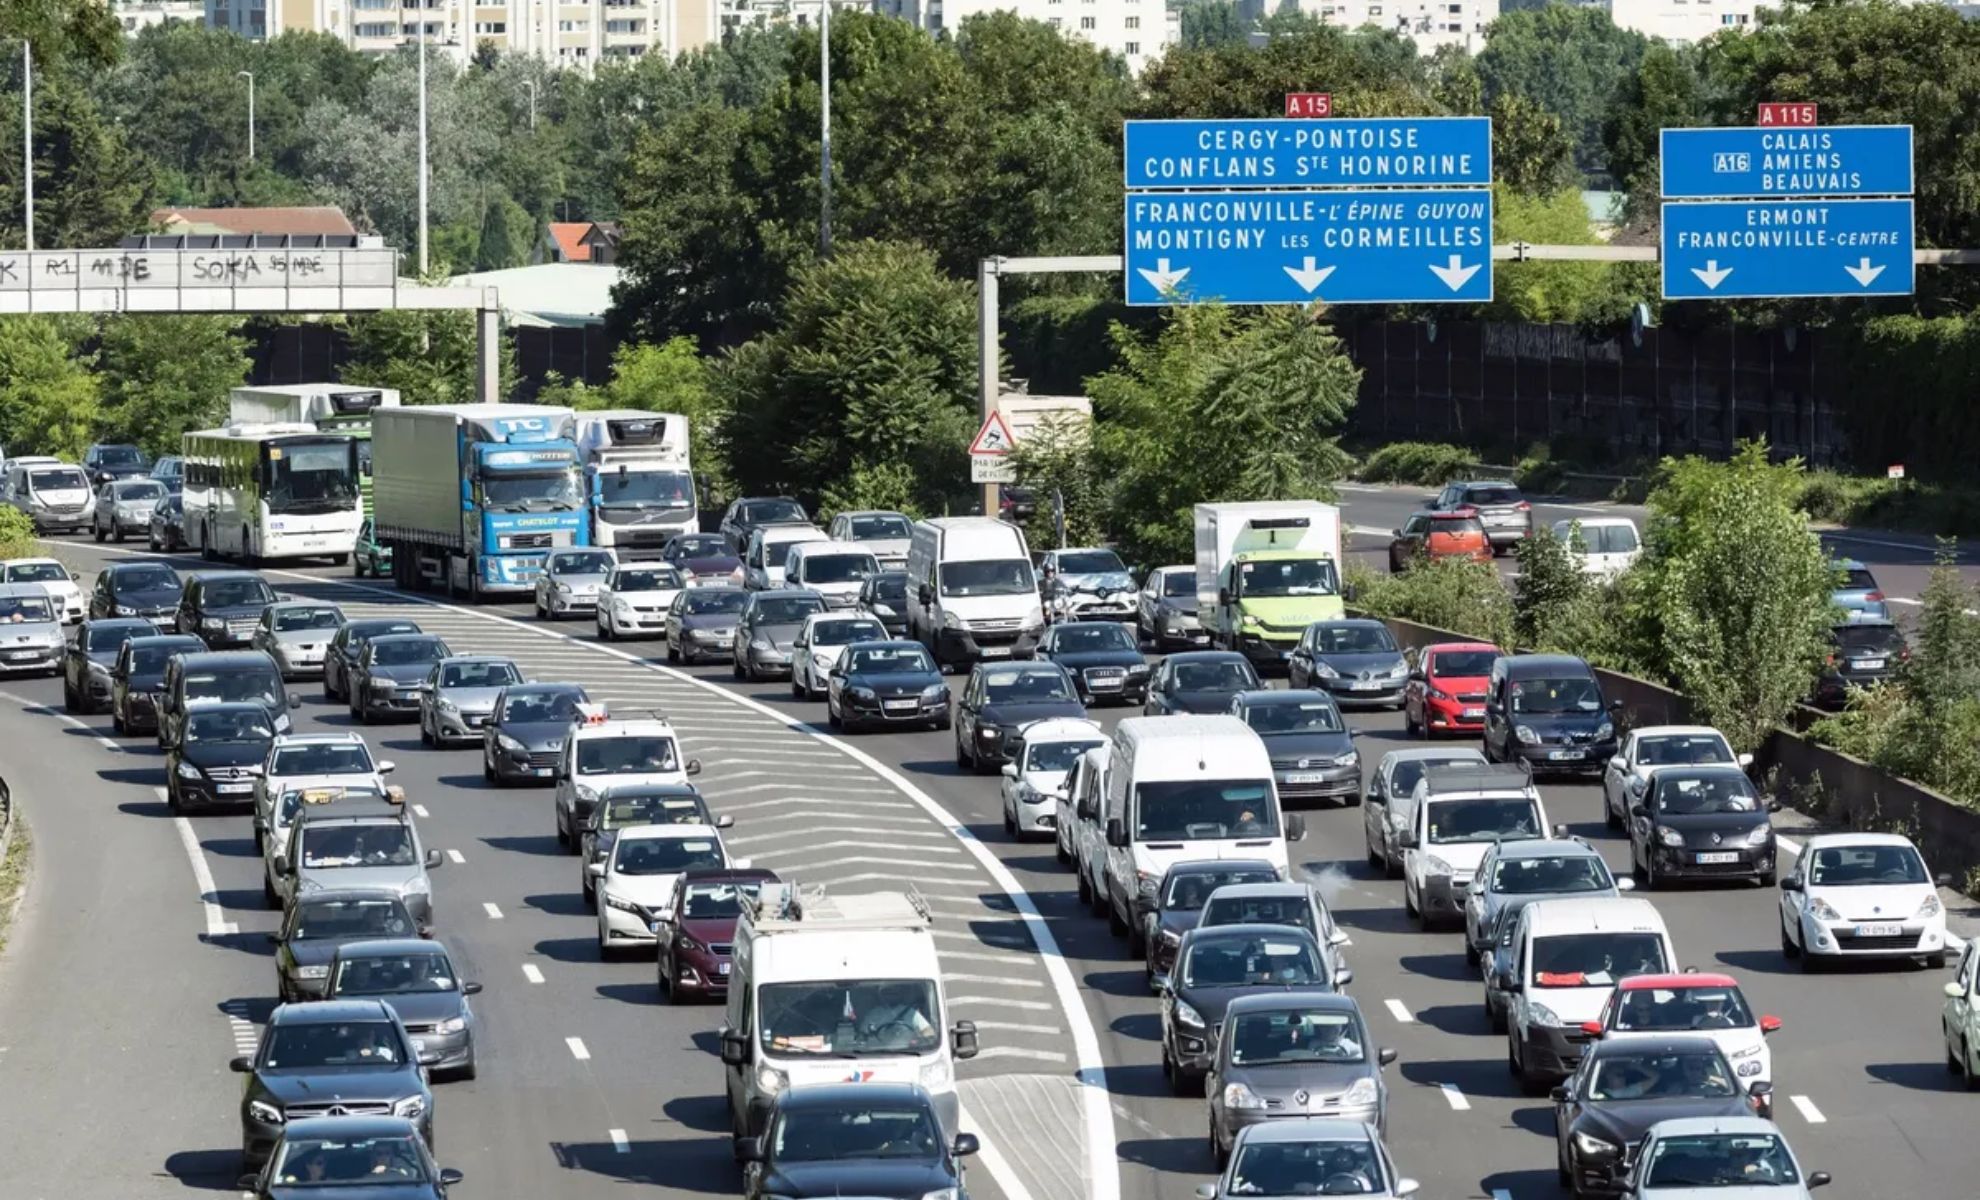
[264,440,358,515]
[597,469,693,510]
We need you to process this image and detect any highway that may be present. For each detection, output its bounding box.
[0,533,1972,1200]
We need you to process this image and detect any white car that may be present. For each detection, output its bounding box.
[1601,726,1749,830]
[1779,832,1950,969]
[1621,1116,1829,1199]
[1000,716,1104,839]
[553,710,702,846]
[827,510,912,570]
[789,611,888,700]
[592,823,733,955]
[595,562,687,641]
[1,557,84,624]
[1588,972,1782,1101]
[534,547,618,620]
[254,732,393,842]
[1554,517,1642,577]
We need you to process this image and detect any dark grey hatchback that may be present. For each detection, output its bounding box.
[232,999,434,1171]
[740,1082,978,1200]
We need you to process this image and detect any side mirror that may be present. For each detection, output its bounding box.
[69,570,79,582]
[236,1174,260,1191]
[463,982,483,996]
[1629,804,1647,820]
[1334,966,1353,986]
[1579,1020,1604,1037]
[719,1030,750,1066]
[1807,1171,1831,1189]
[1377,1046,1397,1066]
[1001,763,1018,779]
[1408,668,1425,681]
[378,761,397,774]
[438,1168,464,1186]
[1607,756,1624,772]
[1737,751,1754,767]
[1549,1085,1568,1102]
[1286,813,1307,842]
[1760,1013,1783,1032]
[736,1136,764,1163]
[1779,876,1801,891]
[1196,1186,1219,1200]
[716,814,734,829]
[952,1019,979,1059]
[425,849,443,869]
[587,862,605,878]
[918,587,933,606]
[1396,1181,1420,1199]
[1748,1080,1773,1097]
[1946,981,1966,999]
[1615,876,1637,891]
[686,759,702,777]
[953,1132,981,1158]
[1105,818,1126,849]
[1766,800,1783,814]
[287,693,302,709]
[264,931,279,945]
[1551,823,1568,838]
[229,1055,253,1073]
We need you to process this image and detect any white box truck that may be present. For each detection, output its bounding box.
[572,410,696,559]
[1195,501,1345,671]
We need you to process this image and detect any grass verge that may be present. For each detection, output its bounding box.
[0,806,29,956]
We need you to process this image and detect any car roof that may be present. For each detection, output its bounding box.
[1454,479,1522,491]
[332,937,446,958]
[1164,858,1278,880]
[1206,882,1313,901]
[1379,746,1489,766]
[266,599,337,610]
[186,700,277,715]
[175,650,279,668]
[186,569,263,582]
[295,887,409,906]
[1631,725,1725,740]
[1648,765,1751,786]
[0,582,54,599]
[1490,837,1600,859]
[753,587,821,600]
[347,617,420,631]
[1555,516,1635,528]
[1425,641,1501,653]
[270,997,396,1025]
[438,654,515,666]
[84,617,156,632]
[1310,618,1385,630]
[1186,922,1315,944]
[369,632,442,645]
[275,731,367,745]
[598,782,702,799]
[776,1081,928,1110]
[1236,1118,1375,1145]
[1017,717,1104,742]
[800,610,883,627]
[1804,831,1919,850]
[503,682,586,697]
[281,1114,421,1141]
[1411,507,1484,519]
[1224,990,1358,1018]
[1502,653,1594,676]
[682,867,779,886]
[1619,972,1741,991]
[1163,650,1252,664]
[571,717,676,739]
[1832,557,1867,570]
[1522,896,1666,935]
[1586,1033,1727,1059]
[126,633,203,649]
[1052,619,1134,631]
[617,822,722,842]
[1235,688,1334,707]
[104,560,177,574]
[1644,1115,1783,1139]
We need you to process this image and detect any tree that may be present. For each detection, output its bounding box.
[0,72,153,248]
[1512,524,1596,650]
[0,315,98,458]
[1009,414,1105,553]
[0,0,122,71]
[95,316,252,456]
[1475,3,1647,176]
[1350,555,1516,651]
[1141,18,1436,120]
[539,338,732,491]
[1602,42,1702,195]
[342,310,508,405]
[1178,1,1249,49]
[1490,92,1577,196]
[1487,186,1644,324]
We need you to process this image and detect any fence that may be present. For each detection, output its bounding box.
[245,321,612,398]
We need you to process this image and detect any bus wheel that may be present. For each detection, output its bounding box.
[240,527,258,567]
[200,523,217,561]
[329,554,348,567]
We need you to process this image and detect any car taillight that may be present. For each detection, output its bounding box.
[1516,501,1532,512]
[1825,654,1836,668]
[1452,507,1478,518]
[1866,590,1884,602]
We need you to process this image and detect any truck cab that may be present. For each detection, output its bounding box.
[1195,503,1345,672]
[574,411,696,559]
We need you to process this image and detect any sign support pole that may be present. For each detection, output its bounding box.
[976,256,1000,517]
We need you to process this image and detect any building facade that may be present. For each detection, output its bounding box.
[1262,0,1496,54]
[205,0,724,65]
[871,0,1178,74]
[1602,0,1755,42]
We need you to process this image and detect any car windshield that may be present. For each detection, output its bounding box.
[1614,985,1756,1031]
[800,553,877,584]
[86,623,148,652]
[1807,843,1928,885]
[1588,1049,1739,1100]
[500,690,584,723]
[1510,676,1602,715]
[809,619,884,647]
[481,471,583,512]
[1426,796,1540,844]
[848,646,936,674]
[578,736,678,775]
[1229,1009,1365,1066]
[1655,773,1758,814]
[131,641,196,673]
[1531,932,1669,987]
[441,661,521,689]
[1569,524,1639,555]
[29,468,87,491]
[1137,779,1279,841]
[1492,855,1610,894]
[202,578,276,608]
[772,1103,942,1163]
[1243,700,1344,734]
[1239,557,1339,598]
[552,552,615,576]
[1431,650,1497,677]
[1642,1133,1799,1189]
[263,1021,404,1070]
[742,499,806,524]
[614,836,723,875]
[1025,740,1104,774]
[984,667,1075,703]
[1636,734,1734,766]
[185,710,275,742]
[273,744,374,776]
[115,565,180,592]
[602,796,706,827]
[1163,571,1198,598]
[671,535,727,558]
[292,898,413,941]
[334,953,458,996]
[613,567,684,592]
[682,880,762,919]
[6,561,65,583]
[1174,660,1260,692]
[1058,550,1126,575]
[1183,933,1323,988]
[183,669,282,708]
[270,1135,429,1186]
[274,606,343,632]
[1053,624,1136,653]
[1835,624,1905,654]
[1202,894,1315,936]
[1840,567,1878,591]
[1165,868,1279,910]
[371,637,447,666]
[95,445,145,466]
[116,481,165,502]
[939,558,1035,597]
[301,825,416,869]
[759,978,941,1057]
[686,590,747,615]
[1229,1138,1384,1196]
[849,515,912,540]
[1312,624,1396,654]
[754,597,824,625]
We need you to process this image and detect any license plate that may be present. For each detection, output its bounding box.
[1350,680,1383,691]
[1856,658,1885,670]
[1855,923,1904,937]
[1462,708,1485,719]
[4,650,38,661]
[718,962,731,976]
[300,538,325,548]
[218,782,253,795]
[712,639,733,650]
[1190,634,1209,643]
[883,700,917,712]
[1695,852,1739,864]
[979,647,1011,658]
[1287,774,1327,785]
[1548,749,1584,761]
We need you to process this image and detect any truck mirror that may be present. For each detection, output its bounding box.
[1106,818,1126,848]
[719,1031,750,1066]
[1217,589,1231,606]
[951,1019,979,1059]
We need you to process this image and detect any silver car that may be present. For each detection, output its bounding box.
[0,584,66,676]
[92,478,167,542]
[251,601,347,679]
[1463,837,1630,965]
[419,655,524,747]
[1196,1119,1418,1199]
[534,548,618,620]
[1622,1116,1830,1199]
[1208,993,1395,1162]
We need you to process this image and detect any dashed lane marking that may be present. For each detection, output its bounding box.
[168,792,237,938]
[412,804,431,817]
[951,996,1056,1011]
[608,1128,630,1154]
[974,1046,1070,1063]
[1790,1095,1826,1124]
[721,797,911,813]
[522,964,544,984]
[483,902,504,920]
[970,1021,1065,1035]
[726,827,952,846]
[446,849,466,864]
[1384,999,1414,1024]
[0,691,123,753]
[1438,1083,1470,1111]
[947,974,1045,988]
[566,1037,591,1061]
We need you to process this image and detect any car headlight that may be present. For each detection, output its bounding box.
[1126,663,1150,677]
[113,604,135,616]
[392,1095,426,1120]
[290,963,329,981]
[1514,724,1540,745]
[248,1099,284,1125]
[1342,1075,1379,1106]
[1596,721,1615,740]
[850,686,877,701]
[1387,662,1409,679]
[813,652,835,671]
[1807,897,1842,922]
[370,678,396,693]
[1573,1130,1621,1158]
[1656,825,1685,848]
[497,734,526,754]
[1012,782,1036,804]
[920,1189,961,1200]
[399,875,430,897]
[919,1058,952,1091]
[1241,614,1261,629]
[1528,1002,1562,1027]
[751,637,773,651]
[438,697,459,713]
[1746,824,1773,846]
[606,894,643,914]
[576,784,600,802]
[612,598,633,612]
[1222,1081,1265,1110]
[941,610,965,630]
[1919,892,1944,919]
[176,760,202,779]
[1422,855,1453,878]
[436,1016,467,1035]
[201,617,223,630]
[1175,999,1206,1028]
[921,684,948,703]
[1024,607,1044,628]
[1159,928,1181,946]
[1332,751,1359,768]
[756,1064,789,1094]
[1136,871,1160,896]
[1313,660,1340,679]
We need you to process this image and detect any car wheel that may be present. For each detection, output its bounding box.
[790,675,804,699]
[1404,881,1420,922]
[1929,950,1949,970]
[555,808,570,847]
[1463,939,1480,966]
[455,1056,477,1082]
[731,657,744,681]
[148,529,160,551]
[166,778,183,816]
[1076,866,1093,905]
[111,705,126,735]
[597,617,612,641]
[1962,1039,1980,1091]
[1127,915,1146,959]
[1055,833,1070,865]
[61,677,77,713]
[1779,914,1801,960]
[1604,791,1622,831]
[1107,892,1129,937]
[955,734,970,770]
[262,872,280,908]
[1486,990,1506,1033]
[254,825,264,854]
[1367,838,1382,869]
[1003,800,1016,835]
[93,520,105,543]
[666,638,680,664]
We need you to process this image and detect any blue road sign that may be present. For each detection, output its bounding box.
[1661,199,1914,300]
[1123,188,1493,306]
[1124,118,1492,190]
[1660,126,1913,199]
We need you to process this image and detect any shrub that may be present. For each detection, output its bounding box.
[1356,441,1475,486]
[1348,556,1514,650]
[0,509,36,560]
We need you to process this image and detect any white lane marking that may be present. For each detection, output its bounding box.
[939,950,1035,967]
[726,827,951,846]
[168,792,238,938]
[950,995,1056,1011]
[700,782,879,796]
[609,1127,630,1154]
[973,1046,1070,1063]
[412,804,430,818]
[827,871,983,890]
[522,964,545,984]
[1347,525,1390,538]
[946,974,1044,988]
[1789,1094,1826,1124]
[483,902,503,920]
[1438,1083,1470,1111]
[721,797,910,813]
[566,1036,591,1061]
[0,690,123,753]
[755,856,970,873]
[701,757,865,771]
[446,848,465,864]
[1384,999,1414,1024]
[967,1020,1064,1035]
[749,839,961,856]
[1822,528,1978,557]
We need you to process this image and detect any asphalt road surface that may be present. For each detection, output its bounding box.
[1,531,1973,1200]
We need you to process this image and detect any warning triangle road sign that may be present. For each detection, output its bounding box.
[968,411,1018,457]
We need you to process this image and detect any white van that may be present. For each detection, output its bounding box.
[783,541,880,610]
[1098,715,1307,956]
[720,885,978,1148]
[741,525,829,590]
[1554,517,1642,577]
[1061,743,1114,905]
[905,517,1044,669]
[1494,896,1677,1091]
[1397,764,1553,929]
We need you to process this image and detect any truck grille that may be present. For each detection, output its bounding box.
[508,532,554,550]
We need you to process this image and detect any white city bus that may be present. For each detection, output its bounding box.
[182,422,362,564]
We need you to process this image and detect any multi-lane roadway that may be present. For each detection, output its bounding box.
[0,531,1971,1200]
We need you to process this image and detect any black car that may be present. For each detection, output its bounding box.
[88,560,183,624]
[273,890,424,1003]
[1161,924,1334,1094]
[83,441,149,485]
[166,702,277,814]
[148,491,186,551]
[1625,765,1780,888]
[1482,653,1622,775]
[740,1082,978,1200]
[825,640,951,733]
[1553,1036,1768,1198]
[1232,688,1362,809]
[177,571,280,650]
[1812,618,1907,710]
[482,683,591,786]
[1144,858,1281,990]
[1037,620,1149,706]
[662,532,742,584]
[231,999,435,1172]
[1286,618,1410,709]
[1143,651,1261,716]
[242,1116,461,1198]
[953,660,1086,773]
[324,618,425,703]
[856,570,911,637]
[61,617,158,714]
[719,495,810,555]
[328,937,482,1080]
[110,632,204,736]
[348,633,452,724]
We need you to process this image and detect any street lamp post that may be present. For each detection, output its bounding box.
[236,70,255,161]
[416,12,429,276]
[817,0,831,257]
[522,79,537,132]
[21,40,32,252]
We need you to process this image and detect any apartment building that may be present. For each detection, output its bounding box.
[206,0,724,65]
[1601,0,1757,41]
[1258,0,1496,53]
[872,0,1178,73]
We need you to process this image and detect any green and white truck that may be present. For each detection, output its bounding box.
[1194,501,1346,671]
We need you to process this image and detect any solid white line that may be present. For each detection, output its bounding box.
[566,1036,591,1061]
[950,996,1055,1011]
[483,902,503,920]
[722,798,910,813]
[0,690,123,753]
[1438,1083,1470,1111]
[1347,525,1390,538]
[169,795,237,938]
[446,848,465,864]
[608,1128,630,1154]
[939,950,1034,966]
[522,964,544,984]
[1384,999,1414,1024]
[945,973,1044,988]
[758,856,971,874]
[412,804,430,818]
[973,1046,1070,1063]
[725,827,951,846]
[967,1020,1063,1035]
[1789,1094,1826,1124]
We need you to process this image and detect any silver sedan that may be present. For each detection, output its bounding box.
[251,601,348,679]
[418,655,525,748]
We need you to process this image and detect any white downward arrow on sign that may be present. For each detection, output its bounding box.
[1844,257,1886,287]
[1428,255,1481,292]
[1136,258,1191,293]
[1283,256,1336,294]
[1691,260,1733,290]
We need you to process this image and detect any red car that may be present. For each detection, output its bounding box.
[657,867,779,1002]
[1403,641,1502,736]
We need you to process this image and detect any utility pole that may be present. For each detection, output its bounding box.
[416,15,429,276]
[522,79,537,132]
[21,41,32,252]
[818,0,832,257]
[237,70,256,161]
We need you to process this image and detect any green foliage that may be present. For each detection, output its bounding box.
[0,505,36,559]
[1348,556,1515,651]
[1,0,123,70]
[0,315,97,458]
[1489,92,1578,196]
[1488,187,1643,324]
[538,338,730,492]
[341,310,510,406]
[95,316,252,457]
[1004,292,1142,395]
[1601,43,1700,194]
[1009,415,1105,552]
[1356,441,1475,485]
[1475,2,1647,175]
[1140,18,1434,119]
[1178,0,1249,48]
[0,72,154,248]
[1827,312,1980,481]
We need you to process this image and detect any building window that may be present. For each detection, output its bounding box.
[1079,14,1094,26]
[1368,4,1381,12]
[1124,13,1137,26]
[1446,3,1460,11]
[1047,14,1060,23]
[1124,39,1138,53]
[1444,21,1460,30]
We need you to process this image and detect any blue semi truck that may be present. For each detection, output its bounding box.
[371,403,590,599]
